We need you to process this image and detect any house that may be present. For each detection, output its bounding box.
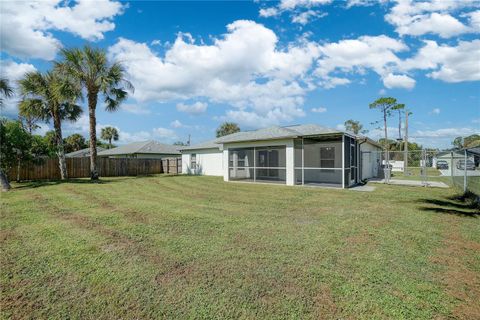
[433,150,474,169]
[97,140,181,159]
[65,147,106,158]
[180,124,382,188]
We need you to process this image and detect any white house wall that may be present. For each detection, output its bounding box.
[360,142,381,180]
[182,149,223,176]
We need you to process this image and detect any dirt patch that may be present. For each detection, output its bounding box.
[31,192,166,268]
[312,285,338,319]
[432,223,480,319]
[64,186,149,224]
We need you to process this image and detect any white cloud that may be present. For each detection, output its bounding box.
[467,10,480,31]
[170,120,183,128]
[318,77,351,89]
[1,60,37,81]
[60,115,178,145]
[315,35,407,88]
[346,0,385,7]
[279,0,332,10]
[1,0,124,60]
[430,108,441,115]
[385,0,479,38]
[314,35,479,88]
[259,7,280,18]
[259,0,331,24]
[176,102,208,115]
[400,40,480,83]
[0,60,37,113]
[412,127,478,139]
[472,118,480,124]
[121,104,151,114]
[383,73,416,89]
[108,20,320,127]
[311,107,327,113]
[292,10,327,25]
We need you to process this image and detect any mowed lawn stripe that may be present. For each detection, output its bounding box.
[1,175,479,319]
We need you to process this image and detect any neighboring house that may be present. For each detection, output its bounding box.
[433,150,474,169]
[65,147,106,158]
[97,140,181,159]
[180,124,382,188]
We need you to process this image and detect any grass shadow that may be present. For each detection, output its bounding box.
[10,174,186,190]
[12,177,135,190]
[417,193,480,218]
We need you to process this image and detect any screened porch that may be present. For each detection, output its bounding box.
[228,146,287,184]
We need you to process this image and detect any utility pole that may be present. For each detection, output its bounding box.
[398,109,402,140]
[187,134,191,146]
[403,110,409,176]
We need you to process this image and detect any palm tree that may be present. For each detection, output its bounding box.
[216,122,240,138]
[56,45,134,180]
[64,133,87,153]
[0,78,14,108]
[101,126,119,149]
[18,71,82,180]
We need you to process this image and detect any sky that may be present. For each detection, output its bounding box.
[1,0,479,149]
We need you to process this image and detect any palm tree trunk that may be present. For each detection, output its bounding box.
[16,160,20,182]
[53,114,67,180]
[109,138,112,149]
[88,91,99,180]
[1,169,11,191]
[384,108,389,178]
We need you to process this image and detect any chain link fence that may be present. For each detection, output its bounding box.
[362,149,480,196]
[449,149,480,196]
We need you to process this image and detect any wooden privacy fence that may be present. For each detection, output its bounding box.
[8,157,182,181]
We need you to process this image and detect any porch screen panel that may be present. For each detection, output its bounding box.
[255,146,286,183]
[343,136,357,187]
[302,138,342,186]
[228,146,286,183]
[228,148,254,181]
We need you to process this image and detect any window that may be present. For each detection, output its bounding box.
[320,147,335,168]
[191,154,196,168]
[229,148,254,167]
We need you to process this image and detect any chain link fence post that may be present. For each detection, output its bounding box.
[464,149,468,193]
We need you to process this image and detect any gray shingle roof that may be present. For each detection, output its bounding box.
[97,140,181,156]
[179,139,221,151]
[215,124,341,143]
[65,147,106,158]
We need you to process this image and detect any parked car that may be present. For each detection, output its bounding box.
[436,160,449,170]
[456,159,475,170]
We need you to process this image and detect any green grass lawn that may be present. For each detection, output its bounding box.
[1,175,479,319]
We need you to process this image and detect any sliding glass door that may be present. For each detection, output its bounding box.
[228,146,286,183]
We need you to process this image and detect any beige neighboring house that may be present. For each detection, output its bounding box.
[97,140,181,159]
[65,147,106,158]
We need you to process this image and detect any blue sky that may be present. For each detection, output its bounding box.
[1,0,479,149]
